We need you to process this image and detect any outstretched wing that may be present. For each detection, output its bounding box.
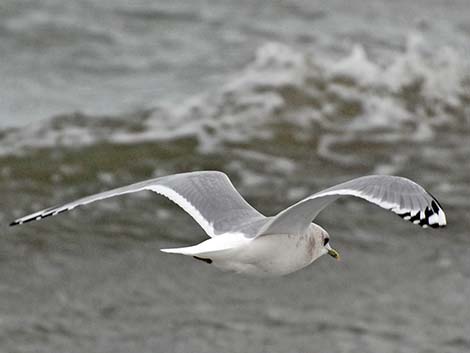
[10,171,265,237]
[257,175,446,237]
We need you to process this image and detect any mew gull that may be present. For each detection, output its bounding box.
[10,171,446,276]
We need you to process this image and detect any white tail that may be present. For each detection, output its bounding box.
[160,233,249,257]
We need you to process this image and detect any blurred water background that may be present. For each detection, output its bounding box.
[1,1,470,352]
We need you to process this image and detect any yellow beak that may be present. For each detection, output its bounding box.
[326,244,340,260]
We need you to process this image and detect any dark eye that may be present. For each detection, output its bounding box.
[323,238,329,246]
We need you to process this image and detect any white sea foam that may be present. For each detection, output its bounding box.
[0,35,468,160]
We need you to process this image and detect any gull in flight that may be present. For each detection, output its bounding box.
[10,171,446,276]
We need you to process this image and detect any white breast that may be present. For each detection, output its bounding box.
[211,233,319,277]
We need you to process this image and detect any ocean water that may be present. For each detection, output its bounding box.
[1,1,470,353]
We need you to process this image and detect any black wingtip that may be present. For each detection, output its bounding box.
[9,221,19,227]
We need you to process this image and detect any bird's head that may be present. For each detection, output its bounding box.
[322,235,340,260]
[310,224,340,261]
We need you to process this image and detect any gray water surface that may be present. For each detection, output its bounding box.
[1,1,470,353]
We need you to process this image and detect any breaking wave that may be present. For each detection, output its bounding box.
[1,34,468,159]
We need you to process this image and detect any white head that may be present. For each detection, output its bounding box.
[309,223,340,261]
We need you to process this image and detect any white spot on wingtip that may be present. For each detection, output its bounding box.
[438,210,447,226]
[428,213,439,225]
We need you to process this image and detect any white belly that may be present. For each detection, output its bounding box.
[211,233,317,277]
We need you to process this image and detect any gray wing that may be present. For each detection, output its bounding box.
[10,171,266,237]
[257,175,446,237]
